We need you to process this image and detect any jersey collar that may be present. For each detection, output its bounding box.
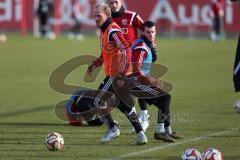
[100,18,112,32]
[111,6,125,18]
[141,35,152,48]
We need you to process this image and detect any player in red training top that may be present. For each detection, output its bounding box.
[108,0,154,133]
[210,0,224,41]
[108,0,143,44]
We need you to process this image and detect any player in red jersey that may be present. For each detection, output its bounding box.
[108,0,143,44]
[108,0,153,132]
[210,0,224,41]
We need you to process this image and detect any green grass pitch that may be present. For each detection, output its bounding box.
[0,33,239,160]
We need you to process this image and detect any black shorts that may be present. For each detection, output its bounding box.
[129,79,170,105]
[95,76,134,112]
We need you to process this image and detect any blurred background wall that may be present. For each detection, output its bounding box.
[0,0,239,38]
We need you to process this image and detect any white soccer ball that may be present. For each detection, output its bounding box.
[181,148,202,160]
[46,32,56,40]
[234,100,240,113]
[202,148,222,160]
[45,132,64,151]
[0,34,7,42]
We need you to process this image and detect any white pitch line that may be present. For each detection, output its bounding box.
[105,128,238,160]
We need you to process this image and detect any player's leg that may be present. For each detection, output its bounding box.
[68,18,84,40]
[39,14,46,36]
[95,77,120,143]
[234,34,240,92]
[234,35,240,110]
[144,94,174,142]
[117,98,147,145]
[111,76,147,145]
[138,99,150,132]
[157,94,171,135]
[215,16,221,40]
[74,20,84,41]
[155,94,182,141]
[67,19,77,40]
[211,17,217,41]
[86,118,104,126]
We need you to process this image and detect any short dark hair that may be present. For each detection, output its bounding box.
[142,21,155,31]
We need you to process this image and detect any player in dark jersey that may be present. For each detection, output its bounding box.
[67,0,84,41]
[66,89,121,126]
[36,0,55,38]
[231,0,240,108]
[66,90,104,126]
[234,34,240,92]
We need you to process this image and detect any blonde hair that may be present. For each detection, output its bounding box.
[94,3,111,17]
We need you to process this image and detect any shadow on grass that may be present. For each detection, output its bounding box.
[0,122,67,127]
[0,122,106,133]
[0,105,53,119]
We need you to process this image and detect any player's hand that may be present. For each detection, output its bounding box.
[87,64,95,76]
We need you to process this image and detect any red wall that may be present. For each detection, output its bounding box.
[0,0,239,33]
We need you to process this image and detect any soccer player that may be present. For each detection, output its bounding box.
[108,0,143,44]
[87,3,147,145]
[131,21,181,142]
[65,90,104,126]
[67,0,85,41]
[231,0,240,105]
[108,0,153,132]
[209,0,224,42]
[65,89,121,126]
[233,32,240,92]
[36,0,55,39]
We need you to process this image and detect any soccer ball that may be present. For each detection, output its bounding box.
[202,148,222,160]
[234,100,240,113]
[46,32,56,40]
[45,132,64,151]
[0,34,7,42]
[181,148,202,160]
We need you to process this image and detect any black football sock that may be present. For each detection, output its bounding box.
[138,99,148,110]
[127,111,143,133]
[156,94,171,126]
[102,114,115,129]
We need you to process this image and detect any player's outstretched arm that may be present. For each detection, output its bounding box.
[87,54,103,76]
